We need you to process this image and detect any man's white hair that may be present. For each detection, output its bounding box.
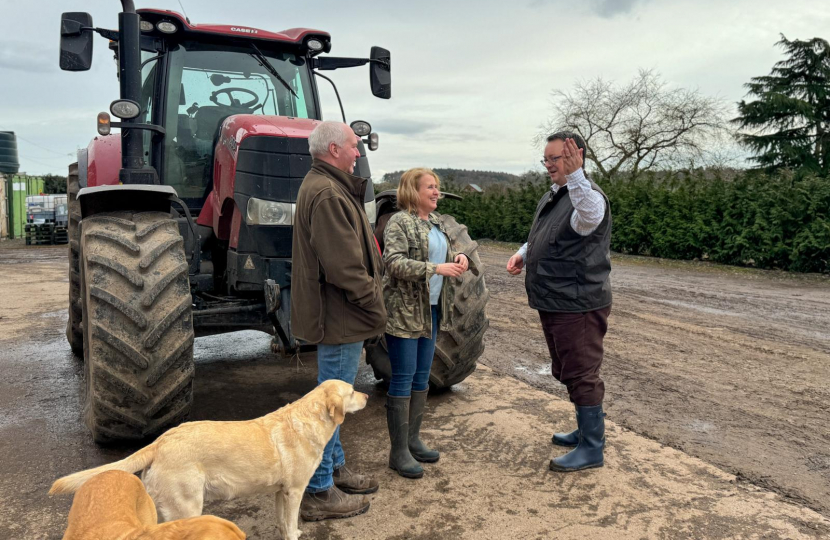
[308,121,350,158]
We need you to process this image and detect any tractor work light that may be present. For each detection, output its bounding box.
[139,20,154,32]
[246,198,295,226]
[350,120,371,137]
[97,112,111,136]
[306,38,324,52]
[110,99,140,120]
[156,21,177,33]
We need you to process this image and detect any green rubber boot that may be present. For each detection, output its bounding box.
[386,395,424,479]
[409,389,440,463]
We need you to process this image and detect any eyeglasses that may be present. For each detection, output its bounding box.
[540,155,563,166]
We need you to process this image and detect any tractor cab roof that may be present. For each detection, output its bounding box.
[136,9,331,55]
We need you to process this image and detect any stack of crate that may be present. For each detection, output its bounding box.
[53,201,69,244]
[24,195,69,245]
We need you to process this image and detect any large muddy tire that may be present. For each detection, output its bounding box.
[80,211,195,443]
[366,214,490,389]
[66,162,84,357]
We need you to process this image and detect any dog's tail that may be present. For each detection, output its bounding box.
[48,441,158,495]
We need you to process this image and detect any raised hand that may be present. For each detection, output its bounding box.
[561,138,584,176]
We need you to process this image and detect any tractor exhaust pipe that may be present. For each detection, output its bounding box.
[117,1,145,182]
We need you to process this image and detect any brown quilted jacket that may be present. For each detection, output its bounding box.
[291,160,386,344]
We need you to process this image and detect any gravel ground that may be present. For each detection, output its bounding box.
[477,240,830,517]
[1,240,828,539]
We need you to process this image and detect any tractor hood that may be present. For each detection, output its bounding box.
[219,114,320,145]
[205,114,320,238]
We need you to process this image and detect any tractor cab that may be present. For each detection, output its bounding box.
[160,44,313,204]
[113,9,383,214]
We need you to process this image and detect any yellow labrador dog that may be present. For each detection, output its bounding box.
[51,380,368,540]
[59,470,245,540]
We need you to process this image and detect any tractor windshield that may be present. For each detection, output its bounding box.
[162,41,317,205]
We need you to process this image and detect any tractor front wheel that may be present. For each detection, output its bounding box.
[80,211,195,442]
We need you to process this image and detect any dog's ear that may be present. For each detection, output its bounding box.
[326,391,346,425]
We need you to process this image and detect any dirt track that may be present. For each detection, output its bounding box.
[478,241,830,517]
[1,240,830,539]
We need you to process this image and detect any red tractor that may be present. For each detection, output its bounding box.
[60,2,488,443]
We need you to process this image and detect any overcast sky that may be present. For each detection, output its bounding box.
[1,0,828,180]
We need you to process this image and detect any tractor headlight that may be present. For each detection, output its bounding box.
[364,200,376,226]
[246,198,294,226]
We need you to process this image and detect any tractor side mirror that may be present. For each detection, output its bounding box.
[60,12,94,71]
[369,46,391,99]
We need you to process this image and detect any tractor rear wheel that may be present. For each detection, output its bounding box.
[366,214,489,389]
[80,211,195,442]
[65,162,84,357]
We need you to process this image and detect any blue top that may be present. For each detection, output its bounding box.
[427,223,448,305]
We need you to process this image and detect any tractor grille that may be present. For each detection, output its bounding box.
[233,136,312,259]
[235,136,312,203]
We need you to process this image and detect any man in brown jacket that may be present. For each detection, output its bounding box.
[292,121,386,521]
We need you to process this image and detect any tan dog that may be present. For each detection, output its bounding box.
[51,380,369,540]
[59,470,245,540]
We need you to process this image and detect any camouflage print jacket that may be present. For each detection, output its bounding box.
[382,211,479,339]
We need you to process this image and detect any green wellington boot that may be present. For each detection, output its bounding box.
[408,389,440,463]
[386,395,424,478]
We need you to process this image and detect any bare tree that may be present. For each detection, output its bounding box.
[539,70,731,176]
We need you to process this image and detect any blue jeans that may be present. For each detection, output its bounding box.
[386,306,438,397]
[306,340,364,493]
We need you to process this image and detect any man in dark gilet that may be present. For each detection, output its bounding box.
[506,131,612,472]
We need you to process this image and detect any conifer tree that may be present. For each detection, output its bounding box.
[734,35,830,173]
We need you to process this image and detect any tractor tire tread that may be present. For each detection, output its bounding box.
[81,211,194,443]
[66,163,84,357]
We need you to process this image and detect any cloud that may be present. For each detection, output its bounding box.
[593,0,645,17]
[420,130,491,144]
[0,41,54,73]
[3,0,829,177]
[371,119,439,136]
[529,0,647,18]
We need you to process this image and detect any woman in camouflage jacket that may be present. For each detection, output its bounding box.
[382,168,476,479]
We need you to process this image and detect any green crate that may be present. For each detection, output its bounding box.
[24,223,57,245]
[53,225,68,244]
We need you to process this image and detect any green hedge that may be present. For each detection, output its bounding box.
[437,171,830,273]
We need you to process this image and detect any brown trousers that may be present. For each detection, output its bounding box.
[538,306,611,406]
